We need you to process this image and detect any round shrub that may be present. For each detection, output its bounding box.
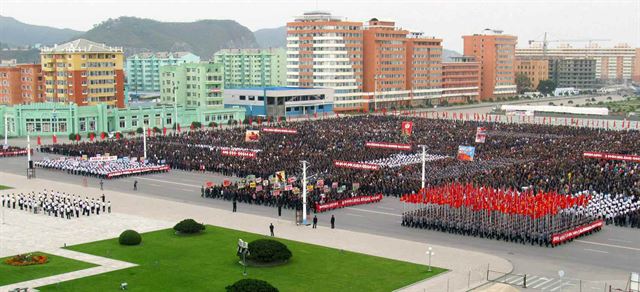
[119,230,142,246]
[173,219,205,234]
[225,279,278,292]
[245,239,292,264]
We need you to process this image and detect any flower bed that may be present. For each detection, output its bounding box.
[4,254,49,266]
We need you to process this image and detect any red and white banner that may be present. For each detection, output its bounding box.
[221,149,257,159]
[106,165,170,178]
[262,127,298,134]
[551,220,604,244]
[333,160,380,170]
[583,152,640,162]
[401,121,413,136]
[315,194,383,213]
[89,155,118,162]
[475,127,487,143]
[0,149,30,157]
[365,142,412,151]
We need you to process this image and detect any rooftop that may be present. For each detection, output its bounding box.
[228,86,328,91]
[130,52,197,59]
[41,39,123,53]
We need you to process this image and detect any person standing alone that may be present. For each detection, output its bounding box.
[269,223,274,236]
[330,215,335,229]
[313,215,318,229]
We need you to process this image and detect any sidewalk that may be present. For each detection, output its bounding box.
[0,172,512,291]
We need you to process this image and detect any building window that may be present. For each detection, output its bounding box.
[119,116,126,128]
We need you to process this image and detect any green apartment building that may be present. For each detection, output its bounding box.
[160,62,224,108]
[0,103,244,138]
[126,52,201,94]
[213,48,286,88]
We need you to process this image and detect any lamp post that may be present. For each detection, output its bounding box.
[426,246,435,272]
[142,124,147,160]
[174,84,179,131]
[3,113,7,147]
[301,160,309,225]
[420,145,426,189]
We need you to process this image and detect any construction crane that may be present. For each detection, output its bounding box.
[528,32,610,56]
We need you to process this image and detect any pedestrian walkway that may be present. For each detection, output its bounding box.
[495,273,616,291]
[0,172,513,291]
[0,248,137,292]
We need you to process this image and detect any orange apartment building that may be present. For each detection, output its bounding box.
[405,33,443,104]
[286,11,364,111]
[441,56,481,103]
[463,30,517,100]
[515,57,549,90]
[0,63,44,105]
[41,39,125,108]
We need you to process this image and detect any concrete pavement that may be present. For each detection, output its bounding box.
[0,172,512,291]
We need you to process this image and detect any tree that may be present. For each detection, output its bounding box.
[515,73,533,94]
[537,79,556,95]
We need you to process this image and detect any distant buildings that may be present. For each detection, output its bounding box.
[40,39,125,108]
[516,44,640,83]
[515,58,549,90]
[223,87,334,117]
[160,62,224,108]
[548,58,597,89]
[0,63,44,105]
[126,52,200,94]
[441,56,481,103]
[463,30,518,100]
[213,48,286,88]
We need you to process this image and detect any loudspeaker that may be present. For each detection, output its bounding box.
[29,160,34,169]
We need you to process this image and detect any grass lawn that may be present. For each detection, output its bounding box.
[38,225,445,291]
[0,185,12,190]
[0,252,97,286]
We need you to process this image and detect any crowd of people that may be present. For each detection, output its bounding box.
[38,115,640,234]
[0,146,29,157]
[1,189,111,219]
[34,158,169,179]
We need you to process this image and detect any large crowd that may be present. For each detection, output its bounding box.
[39,115,640,230]
[1,189,111,219]
[0,146,29,157]
[34,158,169,179]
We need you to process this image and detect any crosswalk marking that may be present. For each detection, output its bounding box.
[549,281,576,291]
[531,278,556,289]
[539,279,564,290]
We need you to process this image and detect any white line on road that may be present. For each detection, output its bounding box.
[575,240,640,252]
[134,177,201,189]
[148,183,162,187]
[583,248,609,254]
[531,278,555,289]
[607,238,632,243]
[345,213,365,218]
[375,206,395,211]
[349,207,401,217]
[539,279,564,290]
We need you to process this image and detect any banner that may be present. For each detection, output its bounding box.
[0,149,30,156]
[244,130,260,142]
[89,155,118,162]
[552,220,603,244]
[583,152,640,162]
[275,170,286,182]
[401,121,413,136]
[334,160,380,170]
[475,127,487,143]
[262,127,298,134]
[315,194,383,213]
[457,146,476,161]
[365,142,412,151]
[105,165,170,178]
[221,149,257,159]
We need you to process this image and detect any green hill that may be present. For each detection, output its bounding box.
[0,15,82,47]
[78,17,259,58]
[254,26,287,48]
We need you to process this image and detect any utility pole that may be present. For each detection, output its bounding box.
[301,160,309,225]
[3,114,7,147]
[174,84,179,130]
[142,125,147,160]
[420,145,426,189]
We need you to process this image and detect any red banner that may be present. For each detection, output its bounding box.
[315,194,383,213]
[105,165,170,178]
[401,121,413,136]
[221,149,257,159]
[365,142,412,151]
[552,220,604,244]
[333,160,380,170]
[262,127,298,134]
[0,150,30,157]
[583,152,640,162]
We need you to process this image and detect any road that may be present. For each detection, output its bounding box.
[1,152,638,290]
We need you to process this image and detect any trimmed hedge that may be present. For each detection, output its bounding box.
[173,219,205,234]
[245,239,292,264]
[225,279,278,292]
[119,230,142,246]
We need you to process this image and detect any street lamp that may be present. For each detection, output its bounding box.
[301,160,309,225]
[426,246,435,272]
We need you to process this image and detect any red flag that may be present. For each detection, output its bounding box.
[37,135,41,145]
[277,116,281,123]
[249,118,253,125]
[314,112,318,119]
[190,123,195,130]
[52,135,57,144]
[163,127,167,136]
[147,127,152,137]
[100,132,106,140]
[177,123,181,133]
[76,134,80,141]
[116,132,121,139]
[89,133,94,142]
[401,121,413,136]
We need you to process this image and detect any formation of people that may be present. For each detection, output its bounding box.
[34,158,168,179]
[0,146,29,157]
[1,189,111,219]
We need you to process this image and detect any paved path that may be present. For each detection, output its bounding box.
[0,249,137,292]
[0,172,512,291]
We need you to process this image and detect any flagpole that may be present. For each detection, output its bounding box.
[3,113,7,147]
[143,124,147,160]
[420,145,426,189]
[301,160,308,225]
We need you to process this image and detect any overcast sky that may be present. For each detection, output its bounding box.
[3,0,639,51]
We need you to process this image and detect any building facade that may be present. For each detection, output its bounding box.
[160,62,224,108]
[441,56,481,103]
[516,44,639,83]
[0,103,244,137]
[463,30,517,100]
[125,52,200,94]
[548,58,597,89]
[515,58,549,90]
[405,33,443,103]
[0,63,44,105]
[286,11,364,111]
[40,39,126,108]
[223,87,334,117]
[213,48,286,88]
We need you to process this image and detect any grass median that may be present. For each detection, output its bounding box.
[0,252,96,286]
[38,225,445,291]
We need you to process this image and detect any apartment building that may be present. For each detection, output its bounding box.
[441,56,481,103]
[159,62,224,108]
[515,58,549,89]
[125,52,200,94]
[0,63,44,105]
[213,48,286,88]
